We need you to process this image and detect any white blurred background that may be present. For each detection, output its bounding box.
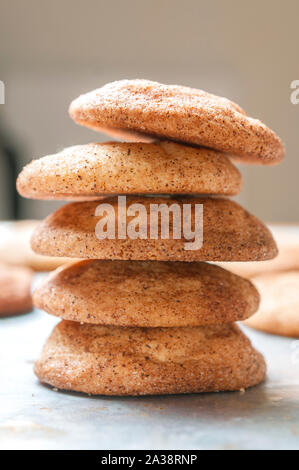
[0,0,298,221]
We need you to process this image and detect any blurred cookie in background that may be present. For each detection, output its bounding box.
[0,263,33,317]
[0,220,73,271]
[245,271,299,338]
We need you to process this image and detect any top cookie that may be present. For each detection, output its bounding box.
[16,141,242,199]
[69,79,285,165]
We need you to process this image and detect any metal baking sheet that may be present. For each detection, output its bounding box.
[1,305,299,450]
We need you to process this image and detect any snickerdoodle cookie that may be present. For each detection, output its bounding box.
[31,196,278,262]
[33,260,259,327]
[245,271,299,337]
[0,264,33,316]
[17,141,242,199]
[69,79,284,165]
[34,320,266,395]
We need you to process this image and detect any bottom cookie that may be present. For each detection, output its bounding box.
[35,320,266,395]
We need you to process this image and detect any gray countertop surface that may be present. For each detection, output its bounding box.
[1,305,299,450]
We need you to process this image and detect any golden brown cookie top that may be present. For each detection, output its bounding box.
[17,141,242,200]
[31,196,278,262]
[69,79,285,165]
[33,260,259,327]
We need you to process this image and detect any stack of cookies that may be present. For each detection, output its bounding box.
[17,80,284,395]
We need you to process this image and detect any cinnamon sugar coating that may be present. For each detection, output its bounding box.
[17,141,242,199]
[69,79,285,165]
[33,260,259,326]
